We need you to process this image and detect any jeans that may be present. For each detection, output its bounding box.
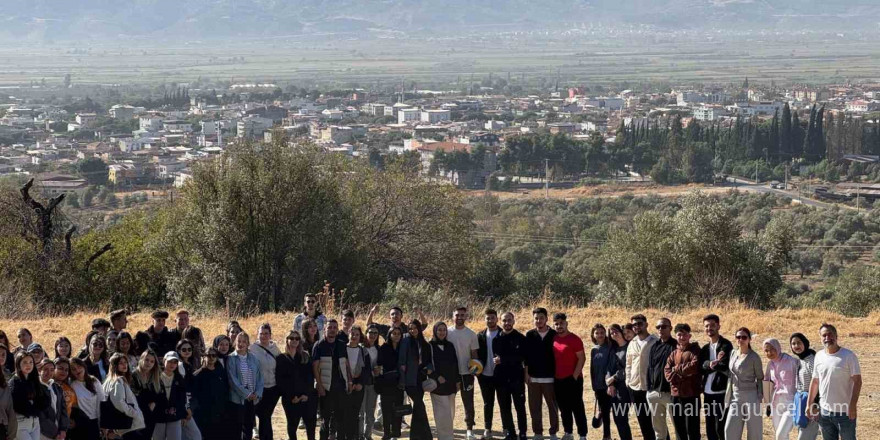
[704,393,727,440]
[797,419,820,440]
[554,376,588,437]
[153,421,183,440]
[497,381,527,438]
[670,396,701,440]
[360,384,379,439]
[818,410,857,440]
[460,374,476,430]
[16,416,40,440]
[610,396,633,440]
[182,419,202,440]
[631,390,657,440]
[528,381,559,436]
[320,387,346,440]
[596,390,613,439]
[283,393,319,440]
[379,389,404,439]
[230,401,257,440]
[341,387,366,440]
[256,386,281,440]
[478,374,499,432]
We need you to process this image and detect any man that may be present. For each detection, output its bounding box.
[313,319,353,440]
[91,318,111,336]
[447,306,480,440]
[293,293,327,337]
[664,324,701,440]
[134,310,177,357]
[646,317,677,440]
[552,313,588,440]
[169,309,205,351]
[477,308,502,440]
[808,323,861,440]
[337,309,356,344]
[700,314,732,440]
[366,305,427,342]
[524,307,559,440]
[109,309,128,333]
[493,312,528,440]
[626,314,658,440]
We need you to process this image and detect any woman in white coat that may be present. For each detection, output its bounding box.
[103,353,146,438]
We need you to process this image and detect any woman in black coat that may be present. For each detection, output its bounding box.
[604,324,633,440]
[276,330,318,440]
[376,327,404,440]
[193,347,229,440]
[10,352,50,440]
[152,352,188,440]
[428,322,460,440]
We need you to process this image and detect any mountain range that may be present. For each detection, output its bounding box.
[2,0,879,42]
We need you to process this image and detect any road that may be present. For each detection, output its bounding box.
[724,177,851,210]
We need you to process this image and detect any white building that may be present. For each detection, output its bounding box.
[398,108,421,124]
[693,106,727,121]
[729,101,784,116]
[75,113,97,128]
[420,109,451,124]
[362,103,386,116]
[846,100,880,113]
[321,109,344,120]
[485,120,507,131]
[109,105,135,119]
[139,116,164,132]
[237,116,274,138]
[163,120,193,133]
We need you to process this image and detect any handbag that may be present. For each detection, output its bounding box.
[421,377,438,392]
[591,397,602,429]
[393,404,414,417]
[792,390,810,428]
[100,399,134,430]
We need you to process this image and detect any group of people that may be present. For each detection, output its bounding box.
[0,295,862,440]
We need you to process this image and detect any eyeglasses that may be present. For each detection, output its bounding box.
[735,335,749,340]
[656,325,670,330]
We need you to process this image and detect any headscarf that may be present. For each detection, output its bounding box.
[762,338,782,355]
[789,333,816,360]
[430,322,449,348]
[212,335,231,361]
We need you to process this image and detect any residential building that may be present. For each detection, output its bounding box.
[37,175,89,197]
[75,113,97,128]
[139,115,164,132]
[163,120,193,133]
[109,105,135,119]
[693,106,728,121]
[237,116,274,138]
[420,109,452,124]
[398,108,421,124]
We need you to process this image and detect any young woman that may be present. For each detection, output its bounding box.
[116,332,140,372]
[104,353,146,438]
[226,322,243,343]
[153,352,189,440]
[68,357,103,440]
[0,345,14,440]
[789,333,819,440]
[764,338,799,440]
[16,329,33,355]
[83,333,109,383]
[398,319,432,440]
[53,337,72,361]
[589,323,613,440]
[52,358,76,432]
[0,344,11,380]
[293,293,326,338]
[301,319,320,355]
[429,322,460,440]
[227,332,264,440]
[0,333,14,373]
[276,330,317,440]
[172,339,203,439]
[37,359,70,440]
[341,326,368,440]
[376,327,404,440]
[131,350,161,440]
[724,327,763,440]
[360,326,381,440]
[193,348,229,440]
[182,328,206,356]
[212,335,232,368]
[11,351,49,440]
[604,324,632,440]
[250,323,281,440]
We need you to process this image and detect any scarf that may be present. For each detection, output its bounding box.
[790,333,816,360]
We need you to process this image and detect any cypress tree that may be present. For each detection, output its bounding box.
[769,109,780,163]
[781,103,792,158]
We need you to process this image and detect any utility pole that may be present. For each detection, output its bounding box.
[784,163,788,190]
[545,158,550,199]
[755,162,759,184]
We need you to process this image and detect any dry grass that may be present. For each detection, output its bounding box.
[2,304,878,439]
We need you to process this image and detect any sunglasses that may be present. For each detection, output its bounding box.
[736,335,749,340]
[180,348,192,352]
[288,337,301,341]
[656,325,670,330]
[306,300,316,304]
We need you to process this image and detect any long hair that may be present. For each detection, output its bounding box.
[54,336,73,359]
[14,351,38,381]
[86,332,109,364]
[302,319,319,348]
[107,353,132,385]
[735,327,753,350]
[176,339,200,372]
[407,319,425,342]
[591,323,608,346]
[135,350,161,391]
[0,344,8,388]
[0,331,10,351]
[69,357,97,394]
[285,331,310,364]
[115,332,134,355]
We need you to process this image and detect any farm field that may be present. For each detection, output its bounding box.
[2,305,876,439]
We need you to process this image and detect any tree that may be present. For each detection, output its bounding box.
[781,103,792,159]
[78,158,109,186]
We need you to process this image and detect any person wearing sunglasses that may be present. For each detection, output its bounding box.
[278,330,318,440]
[294,294,327,340]
[193,347,230,440]
[624,314,658,440]
[646,318,676,440]
[724,327,763,440]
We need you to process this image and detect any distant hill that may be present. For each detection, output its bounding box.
[2,0,878,42]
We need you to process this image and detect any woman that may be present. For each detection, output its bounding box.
[301,320,320,355]
[226,322,243,343]
[342,326,368,440]
[83,333,109,383]
[293,294,326,338]
[398,319,432,440]
[182,328,206,356]
[589,323,613,440]
[153,352,188,440]
[11,351,49,440]
[376,327,404,440]
[250,324,281,440]
[360,327,381,440]
[227,332,263,440]
[52,359,76,432]
[0,333,14,373]
[104,353,146,438]
[212,335,232,368]
[68,357,103,440]
[16,329,33,355]
[193,348,229,440]
[0,345,15,440]
[53,338,72,361]
[131,351,161,440]
[277,331,317,440]
[117,332,140,373]
[790,333,819,440]
[764,338,799,440]
[37,358,69,440]
[174,340,202,440]
[604,324,632,440]
[724,327,763,440]
[0,344,11,380]
[428,322,459,440]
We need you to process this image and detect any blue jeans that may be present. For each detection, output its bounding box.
[818,410,857,440]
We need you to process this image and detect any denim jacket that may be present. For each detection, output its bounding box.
[226,352,265,405]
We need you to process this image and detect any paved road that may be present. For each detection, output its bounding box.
[724,177,850,210]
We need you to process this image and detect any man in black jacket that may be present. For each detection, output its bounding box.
[477,308,502,440]
[524,307,559,440]
[135,310,177,357]
[646,317,677,440]
[493,312,528,440]
[700,314,733,440]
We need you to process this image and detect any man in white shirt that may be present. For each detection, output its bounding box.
[478,309,502,440]
[625,313,658,440]
[447,306,480,440]
[808,323,861,440]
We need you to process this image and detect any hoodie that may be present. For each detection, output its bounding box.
[664,341,701,398]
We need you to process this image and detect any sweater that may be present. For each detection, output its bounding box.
[646,337,677,393]
[10,376,50,418]
[523,328,557,380]
[664,342,701,398]
[429,341,460,396]
[726,348,764,405]
[249,342,281,388]
[606,342,631,403]
[625,334,657,391]
[590,343,613,391]
[492,330,527,387]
